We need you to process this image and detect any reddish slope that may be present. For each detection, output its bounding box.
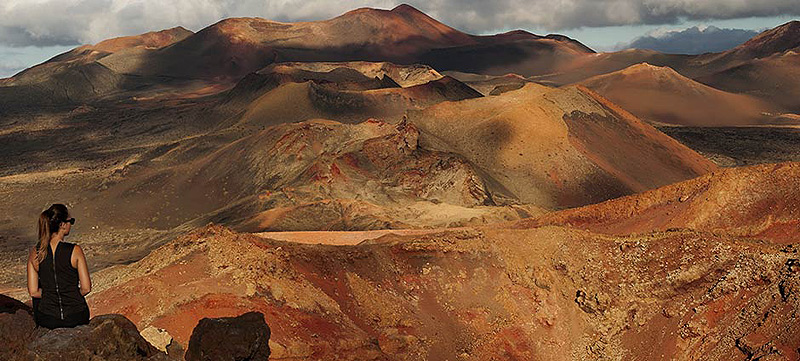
[577,63,775,126]
[113,4,475,79]
[95,4,591,80]
[3,4,592,89]
[0,27,197,105]
[518,162,800,244]
[85,223,800,360]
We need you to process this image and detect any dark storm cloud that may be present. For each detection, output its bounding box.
[0,0,798,47]
[407,0,800,32]
[621,26,760,54]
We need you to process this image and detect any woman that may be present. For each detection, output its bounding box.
[27,204,92,329]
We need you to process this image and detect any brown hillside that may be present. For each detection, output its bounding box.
[518,162,800,244]
[409,82,716,209]
[697,51,800,112]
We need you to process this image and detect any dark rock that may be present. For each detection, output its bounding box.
[185,311,271,361]
[0,294,37,361]
[0,293,32,314]
[26,314,168,361]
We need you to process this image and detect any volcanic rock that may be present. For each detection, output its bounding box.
[84,220,800,360]
[26,314,168,361]
[0,294,37,361]
[185,311,270,361]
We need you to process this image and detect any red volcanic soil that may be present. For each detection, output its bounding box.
[84,223,800,360]
[577,62,775,126]
[516,162,800,244]
[419,33,595,77]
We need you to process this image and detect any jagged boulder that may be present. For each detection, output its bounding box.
[185,311,271,361]
[26,314,169,361]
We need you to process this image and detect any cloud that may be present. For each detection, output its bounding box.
[0,0,397,47]
[0,45,76,77]
[0,64,24,78]
[620,25,760,54]
[0,54,25,77]
[0,0,798,48]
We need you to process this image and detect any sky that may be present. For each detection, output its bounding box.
[1,0,799,77]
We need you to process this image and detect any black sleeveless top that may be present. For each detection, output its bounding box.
[37,241,89,319]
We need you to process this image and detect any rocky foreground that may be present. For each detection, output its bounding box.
[0,294,271,360]
[4,222,798,360]
[2,167,800,360]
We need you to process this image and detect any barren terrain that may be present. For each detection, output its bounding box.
[1,5,799,361]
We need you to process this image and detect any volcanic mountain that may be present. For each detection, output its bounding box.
[1,7,799,361]
[577,63,775,126]
[696,51,800,113]
[697,20,800,71]
[409,83,716,208]
[686,21,800,113]
[0,3,592,96]
[0,27,194,106]
[219,62,481,127]
[531,21,800,88]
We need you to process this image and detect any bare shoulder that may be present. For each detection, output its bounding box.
[28,246,39,271]
[72,243,86,258]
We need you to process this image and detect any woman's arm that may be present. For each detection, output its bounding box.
[27,248,42,298]
[74,244,92,296]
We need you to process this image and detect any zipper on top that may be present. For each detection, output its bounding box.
[51,243,64,320]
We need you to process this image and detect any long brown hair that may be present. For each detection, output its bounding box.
[35,204,69,264]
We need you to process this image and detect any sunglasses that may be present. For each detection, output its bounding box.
[64,218,75,225]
